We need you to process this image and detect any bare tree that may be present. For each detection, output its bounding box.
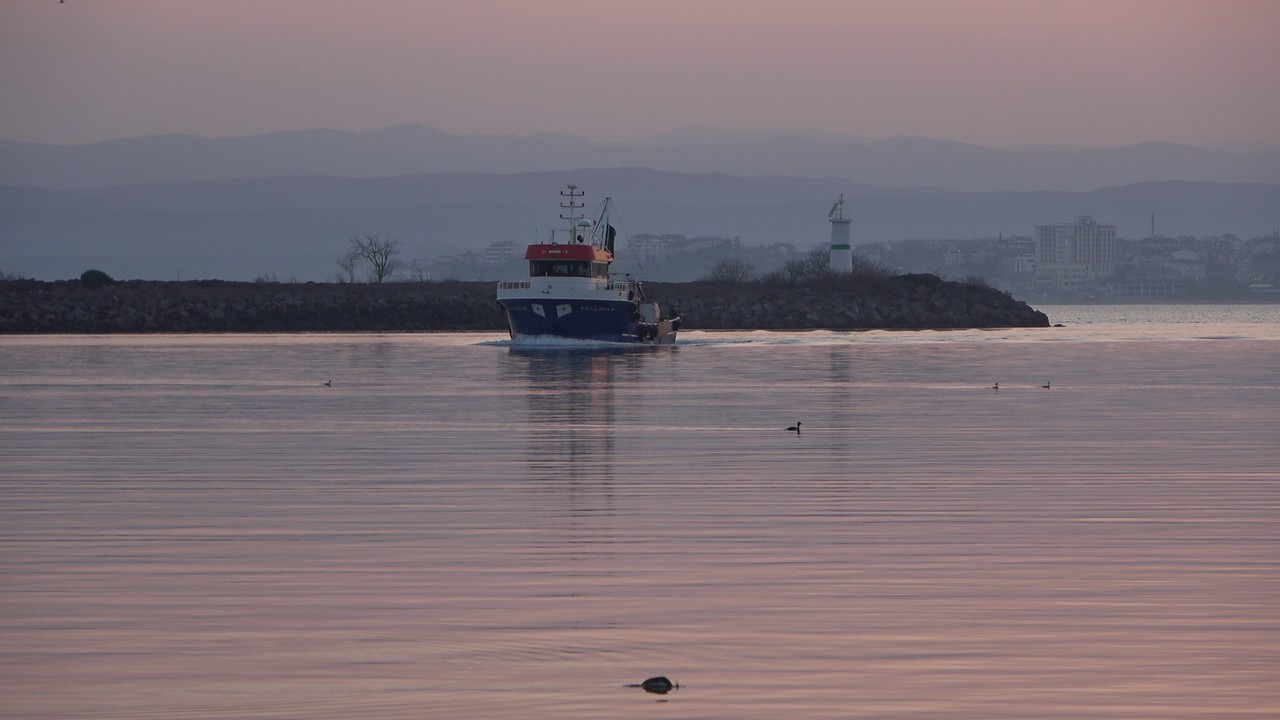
[850,253,889,277]
[703,257,755,282]
[796,247,831,277]
[335,246,362,284]
[776,247,831,283]
[407,261,431,282]
[348,234,402,284]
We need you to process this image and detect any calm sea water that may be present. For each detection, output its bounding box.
[2,305,1278,719]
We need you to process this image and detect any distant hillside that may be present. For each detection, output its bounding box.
[2,125,1277,192]
[3,170,1276,282]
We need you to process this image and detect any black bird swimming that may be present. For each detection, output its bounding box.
[992,382,999,391]
[1042,381,1051,389]
[786,421,802,434]
[324,380,332,387]
[635,676,678,694]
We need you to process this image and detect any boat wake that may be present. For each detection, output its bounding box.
[480,335,670,351]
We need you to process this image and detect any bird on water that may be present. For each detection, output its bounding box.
[632,676,678,694]
[786,422,802,434]
[992,382,999,391]
[1042,381,1051,389]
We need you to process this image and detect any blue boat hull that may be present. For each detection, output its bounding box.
[498,297,675,344]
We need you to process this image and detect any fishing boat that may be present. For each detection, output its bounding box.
[496,184,679,344]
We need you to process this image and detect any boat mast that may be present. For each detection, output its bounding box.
[592,197,614,252]
[560,184,585,244]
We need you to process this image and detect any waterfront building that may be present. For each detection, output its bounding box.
[1034,216,1117,293]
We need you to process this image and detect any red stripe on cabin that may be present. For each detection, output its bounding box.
[524,244,612,261]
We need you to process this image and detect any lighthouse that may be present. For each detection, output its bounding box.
[828,194,852,273]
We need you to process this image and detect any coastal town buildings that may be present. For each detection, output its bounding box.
[873,231,1279,300]
[411,224,1279,299]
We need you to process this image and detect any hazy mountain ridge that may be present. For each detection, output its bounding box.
[3,169,1277,282]
[2,125,1277,192]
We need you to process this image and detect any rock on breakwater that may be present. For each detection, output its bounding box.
[0,275,1047,334]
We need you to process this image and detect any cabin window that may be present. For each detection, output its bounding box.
[530,260,592,277]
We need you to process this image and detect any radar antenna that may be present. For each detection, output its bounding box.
[827,194,845,220]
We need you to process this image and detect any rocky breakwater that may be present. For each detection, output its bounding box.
[652,273,1048,330]
[1,273,1047,334]
[0,279,508,333]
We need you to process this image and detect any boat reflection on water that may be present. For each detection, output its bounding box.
[503,347,650,542]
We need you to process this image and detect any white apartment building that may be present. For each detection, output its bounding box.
[483,241,522,266]
[1034,216,1117,292]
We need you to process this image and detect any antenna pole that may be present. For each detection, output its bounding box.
[560,184,585,241]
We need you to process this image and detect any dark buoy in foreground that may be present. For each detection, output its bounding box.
[635,676,678,694]
[786,421,802,434]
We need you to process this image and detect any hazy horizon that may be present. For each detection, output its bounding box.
[4,122,1278,153]
[3,0,1277,150]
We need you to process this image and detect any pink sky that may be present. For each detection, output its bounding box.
[2,0,1277,147]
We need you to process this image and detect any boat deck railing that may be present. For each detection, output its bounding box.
[497,280,636,292]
